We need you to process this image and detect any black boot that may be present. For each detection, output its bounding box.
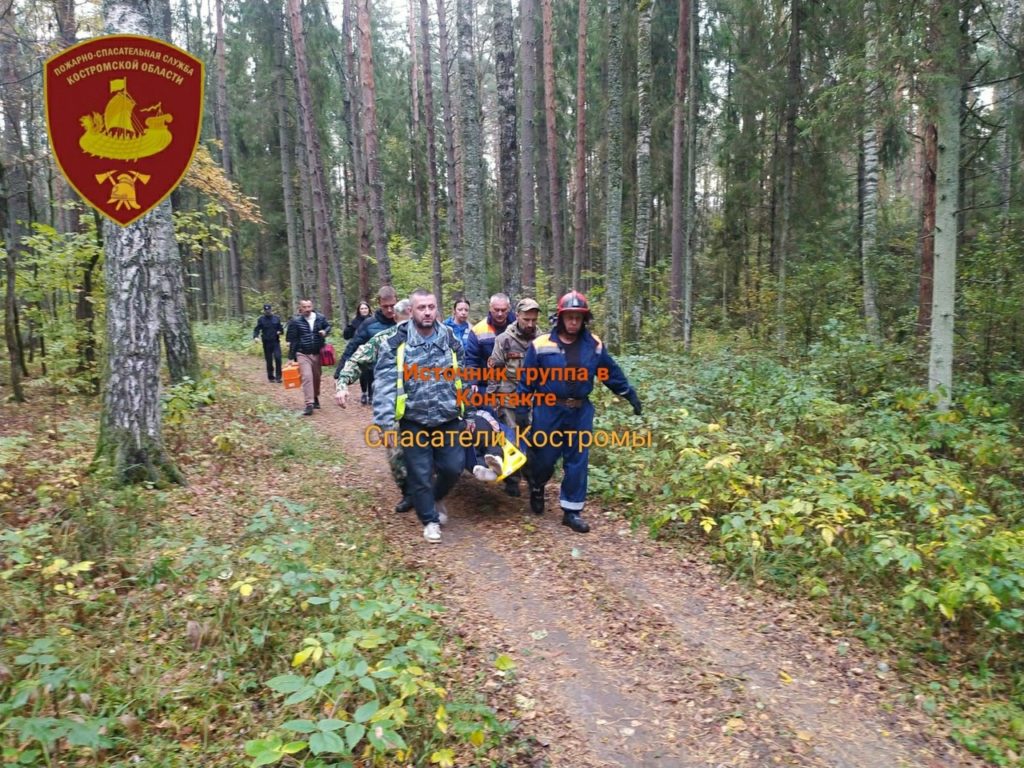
[561,510,590,533]
[313,398,321,409]
[504,478,521,497]
[394,497,413,514]
[529,484,545,515]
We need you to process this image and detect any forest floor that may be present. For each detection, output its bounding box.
[233,353,989,768]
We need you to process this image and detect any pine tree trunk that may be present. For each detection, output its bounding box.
[421,0,445,303]
[541,0,564,291]
[357,0,392,283]
[604,0,623,350]
[683,0,699,351]
[214,0,243,316]
[289,0,338,316]
[343,0,372,300]
[1,18,27,402]
[153,202,199,384]
[456,0,485,306]
[572,0,588,291]
[670,0,690,334]
[775,0,801,352]
[494,0,519,295]
[928,0,961,409]
[997,0,1020,224]
[273,5,302,310]
[520,0,538,295]
[295,129,317,300]
[436,0,462,270]
[860,0,882,342]
[632,0,651,340]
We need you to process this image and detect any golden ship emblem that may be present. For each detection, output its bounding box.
[78,78,173,161]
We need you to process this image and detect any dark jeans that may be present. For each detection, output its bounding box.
[400,418,464,525]
[360,367,373,396]
[262,339,282,380]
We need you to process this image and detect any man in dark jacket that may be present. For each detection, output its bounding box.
[464,293,515,394]
[286,299,332,416]
[337,286,398,401]
[253,303,284,382]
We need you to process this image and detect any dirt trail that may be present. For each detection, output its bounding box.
[234,357,984,768]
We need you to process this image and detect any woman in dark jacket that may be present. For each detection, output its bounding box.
[343,301,372,340]
[343,301,374,404]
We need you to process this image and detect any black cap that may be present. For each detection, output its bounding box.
[263,303,272,310]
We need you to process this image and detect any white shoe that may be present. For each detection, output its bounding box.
[484,454,503,477]
[473,464,498,482]
[435,501,449,526]
[423,522,442,543]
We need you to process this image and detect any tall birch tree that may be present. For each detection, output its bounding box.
[95,0,182,485]
[632,0,652,340]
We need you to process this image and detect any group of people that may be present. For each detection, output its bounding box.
[255,287,642,544]
[253,299,331,416]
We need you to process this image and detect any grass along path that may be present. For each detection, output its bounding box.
[231,352,987,768]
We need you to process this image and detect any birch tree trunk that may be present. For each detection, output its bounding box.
[152,204,199,384]
[520,0,538,296]
[408,0,424,237]
[456,0,485,306]
[95,0,182,486]
[632,0,652,340]
[860,0,882,342]
[494,0,519,294]
[273,4,302,310]
[541,0,564,290]
[604,0,624,350]
[357,0,392,283]
[214,0,243,316]
[670,0,690,334]
[572,0,588,291]
[928,0,961,409]
[422,0,445,303]
[437,0,462,270]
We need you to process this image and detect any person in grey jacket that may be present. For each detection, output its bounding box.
[373,289,466,543]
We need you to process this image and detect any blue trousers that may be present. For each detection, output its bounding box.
[527,401,594,512]
[400,419,464,525]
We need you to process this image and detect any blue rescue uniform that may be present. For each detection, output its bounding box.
[515,327,637,512]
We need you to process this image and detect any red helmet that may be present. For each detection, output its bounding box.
[556,290,592,321]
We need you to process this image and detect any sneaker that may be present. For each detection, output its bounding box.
[484,454,503,476]
[423,522,442,543]
[435,501,449,526]
[303,404,314,416]
[473,464,498,482]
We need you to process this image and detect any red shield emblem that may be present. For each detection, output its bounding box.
[44,35,204,227]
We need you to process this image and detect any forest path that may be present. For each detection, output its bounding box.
[231,355,983,768]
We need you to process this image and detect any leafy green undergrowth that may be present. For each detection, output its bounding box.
[1,372,517,767]
[594,344,1024,765]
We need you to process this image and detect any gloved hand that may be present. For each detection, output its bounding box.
[626,390,642,416]
[515,409,530,430]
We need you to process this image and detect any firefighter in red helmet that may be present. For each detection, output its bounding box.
[514,291,642,533]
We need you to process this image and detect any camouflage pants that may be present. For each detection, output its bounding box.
[385,445,406,493]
